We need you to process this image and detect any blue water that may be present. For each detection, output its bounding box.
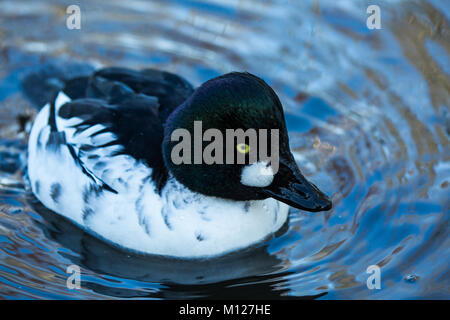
[0,0,448,299]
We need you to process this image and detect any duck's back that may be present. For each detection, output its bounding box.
[24,66,194,190]
[65,67,194,122]
[22,65,194,118]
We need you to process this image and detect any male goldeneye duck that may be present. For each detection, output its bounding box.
[25,67,331,258]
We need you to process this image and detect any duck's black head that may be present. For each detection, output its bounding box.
[162,72,331,212]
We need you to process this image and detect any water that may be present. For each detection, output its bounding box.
[0,0,448,299]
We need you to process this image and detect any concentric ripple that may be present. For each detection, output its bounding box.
[0,0,448,299]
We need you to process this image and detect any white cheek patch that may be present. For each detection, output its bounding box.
[240,161,274,187]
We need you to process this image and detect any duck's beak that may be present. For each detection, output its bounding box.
[262,159,332,212]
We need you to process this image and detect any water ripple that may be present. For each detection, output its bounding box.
[0,0,448,299]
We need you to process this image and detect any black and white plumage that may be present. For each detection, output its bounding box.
[26,66,331,258]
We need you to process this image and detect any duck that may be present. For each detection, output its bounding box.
[24,66,332,258]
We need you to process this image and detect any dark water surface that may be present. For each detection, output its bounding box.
[0,0,449,299]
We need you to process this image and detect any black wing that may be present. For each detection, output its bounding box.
[57,67,194,192]
[64,67,194,122]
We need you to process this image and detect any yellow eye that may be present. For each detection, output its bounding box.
[236,143,250,154]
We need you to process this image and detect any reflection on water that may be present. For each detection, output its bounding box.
[0,0,448,299]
